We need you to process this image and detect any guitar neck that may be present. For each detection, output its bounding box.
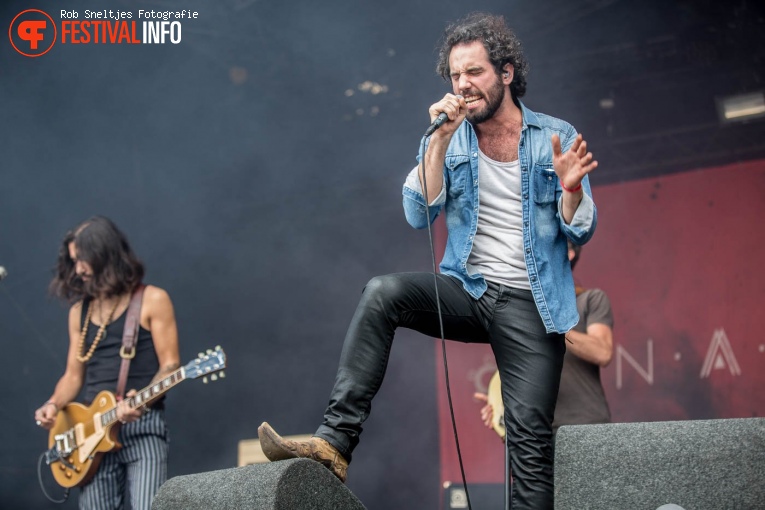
[101,367,186,427]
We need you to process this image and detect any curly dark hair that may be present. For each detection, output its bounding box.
[49,216,144,303]
[436,12,529,101]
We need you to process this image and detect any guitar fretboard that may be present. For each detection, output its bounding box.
[101,368,185,427]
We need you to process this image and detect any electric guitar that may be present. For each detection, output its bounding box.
[43,346,226,488]
[487,370,506,439]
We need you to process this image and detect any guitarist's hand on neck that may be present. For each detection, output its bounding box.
[114,363,183,424]
[116,389,147,424]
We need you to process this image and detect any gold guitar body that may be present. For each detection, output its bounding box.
[49,390,122,488]
[43,346,227,489]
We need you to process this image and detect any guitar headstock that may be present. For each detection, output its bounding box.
[185,346,227,383]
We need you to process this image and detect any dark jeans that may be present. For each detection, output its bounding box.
[315,272,565,510]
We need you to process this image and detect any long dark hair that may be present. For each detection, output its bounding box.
[435,12,529,102]
[49,216,144,303]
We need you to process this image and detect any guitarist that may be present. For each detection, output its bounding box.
[476,240,614,443]
[34,216,181,510]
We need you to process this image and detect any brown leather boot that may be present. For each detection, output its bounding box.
[258,422,349,483]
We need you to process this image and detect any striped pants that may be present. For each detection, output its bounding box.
[79,409,169,510]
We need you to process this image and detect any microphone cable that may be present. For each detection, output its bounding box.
[418,133,473,510]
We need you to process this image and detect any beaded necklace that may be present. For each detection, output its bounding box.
[76,297,121,363]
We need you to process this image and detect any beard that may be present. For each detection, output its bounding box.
[466,75,507,125]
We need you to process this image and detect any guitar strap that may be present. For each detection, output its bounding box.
[115,284,146,401]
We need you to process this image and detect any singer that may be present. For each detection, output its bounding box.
[258,13,598,509]
[33,216,181,510]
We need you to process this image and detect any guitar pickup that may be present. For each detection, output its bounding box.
[53,431,77,456]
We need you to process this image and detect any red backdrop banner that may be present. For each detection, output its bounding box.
[437,159,765,485]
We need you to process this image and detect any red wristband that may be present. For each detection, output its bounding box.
[560,180,582,193]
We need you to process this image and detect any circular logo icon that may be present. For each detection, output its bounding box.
[9,9,57,57]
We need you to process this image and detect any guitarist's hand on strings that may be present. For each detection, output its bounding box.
[34,400,59,430]
[117,389,148,424]
[473,392,495,429]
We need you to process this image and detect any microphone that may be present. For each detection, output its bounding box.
[0,266,7,282]
[424,112,449,137]
[424,96,464,137]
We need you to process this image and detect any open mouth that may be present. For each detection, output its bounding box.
[464,95,483,110]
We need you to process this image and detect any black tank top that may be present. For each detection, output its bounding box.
[80,298,162,407]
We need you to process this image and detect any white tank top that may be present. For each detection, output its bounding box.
[466,149,530,290]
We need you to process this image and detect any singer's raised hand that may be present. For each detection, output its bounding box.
[552,133,598,190]
[553,133,598,224]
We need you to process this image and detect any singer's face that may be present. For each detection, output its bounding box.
[68,242,94,282]
[449,41,507,125]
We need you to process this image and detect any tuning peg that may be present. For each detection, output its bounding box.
[215,345,221,350]
[207,349,213,354]
[198,352,204,358]
[203,377,208,384]
[211,374,218,381]
[219,371,225,378]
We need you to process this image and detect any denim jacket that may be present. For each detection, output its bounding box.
[402,102,596,333]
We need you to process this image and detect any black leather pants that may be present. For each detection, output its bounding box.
[315,272,565,510]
